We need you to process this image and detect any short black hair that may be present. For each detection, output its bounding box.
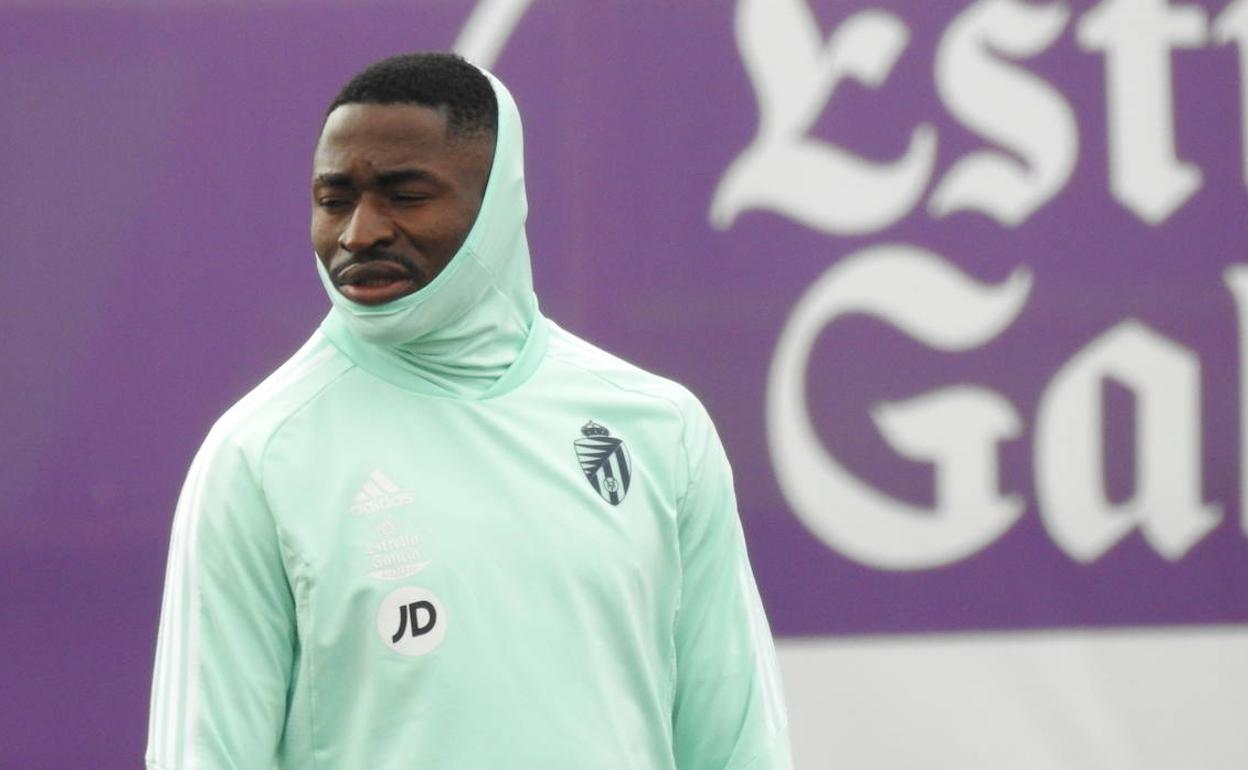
[326,53,497,141]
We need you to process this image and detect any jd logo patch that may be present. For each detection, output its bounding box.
[376,586,446,657]
[574,421,632,505]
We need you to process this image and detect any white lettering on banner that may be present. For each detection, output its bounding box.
[714,0,1242,569]
[1216,0,1248,191]
[1035,322,1220,562]
[767,245,1030,569]
[931,0,1078,225]
[1226,266,1248,539]
[1078,0,1208,223]
[710,0,936,235]
[716,0,1238,231]
[771,254,1232,569]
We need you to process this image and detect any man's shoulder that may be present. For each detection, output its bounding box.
[543,322,707,418]
[205,332,353,453]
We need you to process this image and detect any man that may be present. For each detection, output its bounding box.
[147,53,791,770]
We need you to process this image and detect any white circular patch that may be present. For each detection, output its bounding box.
[376,586,447,656]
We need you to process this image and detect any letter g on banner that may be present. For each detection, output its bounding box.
[768,245,1032,570]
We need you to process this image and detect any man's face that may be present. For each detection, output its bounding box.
[311,103,493,306]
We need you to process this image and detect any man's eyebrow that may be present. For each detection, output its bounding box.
[312,169,441,188]
[376,168,439,186]
[313,172,352,187]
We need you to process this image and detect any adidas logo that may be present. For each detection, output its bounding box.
[350,470,415,517]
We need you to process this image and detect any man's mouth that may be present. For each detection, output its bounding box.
[334,261,421,306]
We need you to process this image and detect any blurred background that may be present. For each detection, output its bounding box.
[3,0,1246,767]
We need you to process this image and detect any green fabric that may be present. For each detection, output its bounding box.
[147,70,791,770]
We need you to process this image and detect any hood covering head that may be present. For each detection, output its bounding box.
[317,69,545,398]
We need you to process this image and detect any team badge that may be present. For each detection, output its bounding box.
[574,421,632,505]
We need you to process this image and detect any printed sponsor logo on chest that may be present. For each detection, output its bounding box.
[363,518,430,581]
[349,470,429,581]
[376,586,447,657]
[349,469,415,517]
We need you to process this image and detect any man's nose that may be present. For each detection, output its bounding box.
[339,200,396,252]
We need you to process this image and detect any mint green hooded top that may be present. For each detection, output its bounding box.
[146,70,792,770]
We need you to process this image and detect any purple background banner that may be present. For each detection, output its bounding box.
[3,1,1245,766]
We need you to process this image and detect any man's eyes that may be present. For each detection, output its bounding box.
[313,190,433,208]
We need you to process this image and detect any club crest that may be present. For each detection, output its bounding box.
[574,421,632,505]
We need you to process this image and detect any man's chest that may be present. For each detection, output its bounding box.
[257,388,683,656]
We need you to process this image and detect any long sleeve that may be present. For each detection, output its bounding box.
[146,431,296,770]
[671,402,793,770]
